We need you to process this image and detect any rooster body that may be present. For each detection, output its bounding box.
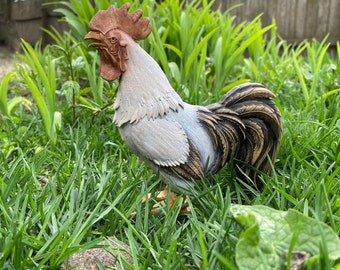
[85,4,282,190]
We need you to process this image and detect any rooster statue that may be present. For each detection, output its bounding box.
[85,4,282,203]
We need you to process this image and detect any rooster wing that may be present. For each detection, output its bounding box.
[118,114,206,183]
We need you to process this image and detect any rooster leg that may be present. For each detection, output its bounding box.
[141,189,190,215]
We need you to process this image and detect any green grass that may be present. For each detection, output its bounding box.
[1,0,340,269]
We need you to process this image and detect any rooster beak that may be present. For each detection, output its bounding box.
[84,31,103,43]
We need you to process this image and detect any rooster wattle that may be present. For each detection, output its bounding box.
[85,4,282,195]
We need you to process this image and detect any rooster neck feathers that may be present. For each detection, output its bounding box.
[113,37,184,127]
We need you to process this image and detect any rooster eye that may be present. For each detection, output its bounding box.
[110,37,118,44]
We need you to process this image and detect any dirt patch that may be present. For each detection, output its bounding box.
[60,238,133,270]
[0,45,15,79]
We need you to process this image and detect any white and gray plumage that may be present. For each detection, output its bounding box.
[85,4,282,190]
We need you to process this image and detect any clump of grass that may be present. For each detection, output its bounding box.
[17,40,61,144]
[0,72,31,118]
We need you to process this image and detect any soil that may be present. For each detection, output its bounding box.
[0,44,15,79]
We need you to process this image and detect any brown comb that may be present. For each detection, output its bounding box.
[88,3,152,41]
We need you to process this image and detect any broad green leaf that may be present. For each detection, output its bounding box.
[7,97,32,115]
[321,88,340,98]
[168,62,181,84]
[163,44,183,59]
[184,27,219,77]
[0,72,16,116]
[231,205,340,270]
[20,68,54,141]
[53,111,62,132]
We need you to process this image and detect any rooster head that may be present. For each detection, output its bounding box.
[85,3,152,81]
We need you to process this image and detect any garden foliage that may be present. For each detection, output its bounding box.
[0,0,339,269]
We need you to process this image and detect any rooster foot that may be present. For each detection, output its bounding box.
[142,189,190,215]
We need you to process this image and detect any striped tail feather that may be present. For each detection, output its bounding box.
[198,82,282,188]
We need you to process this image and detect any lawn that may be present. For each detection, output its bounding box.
[0,0,339,269]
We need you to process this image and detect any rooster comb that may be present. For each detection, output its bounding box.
[88,3,152,40]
